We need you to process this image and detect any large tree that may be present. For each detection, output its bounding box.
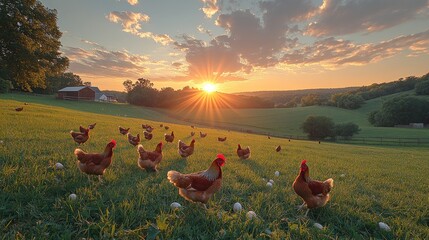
[0,0,68,91]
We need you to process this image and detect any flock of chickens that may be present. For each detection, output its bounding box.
[70,123,334,214]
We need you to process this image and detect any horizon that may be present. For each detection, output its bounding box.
[40,0,429,93]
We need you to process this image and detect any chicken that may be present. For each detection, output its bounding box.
[160,124,163,127]
[127,133,140,146]
[218,137,227,142]
[70,128,90,145]
[190,131,195,136]
[142,124,153,132]
[74,140,116,181]
[144,131,153,140]
[164,131,174,143]
[15,107,23,112]
[119,126,130,135]
[237,144,251,159]
[276,145,281,152]
[137,142,163,172]
[292,160,334,216]
[167,154,226,205]
[178,139,195,158]
[200,132,207,138]
[88,123,96,130]
[191,125,194,128]
[164,126,169,130]
[79,125,89,133]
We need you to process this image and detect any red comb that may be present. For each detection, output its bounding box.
[217,153,226,161]
[301,159,307,165]
[110,139,117,146]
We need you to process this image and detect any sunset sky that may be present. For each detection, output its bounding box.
[40,0,429,93]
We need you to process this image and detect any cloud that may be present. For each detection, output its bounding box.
[127,0,138,6]
[173,35,250,82]
[172,62,183,68]
[197,25,212,36]
[281,29,429,67]
[107,11,172,45]
[201,0,219,18]
[62,46,149,79]
[306,0,429,36]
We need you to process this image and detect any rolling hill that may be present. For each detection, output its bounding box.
[1,97,428,239]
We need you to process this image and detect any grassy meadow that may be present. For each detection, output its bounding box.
[2,92,428,141]
[1,97,429,239]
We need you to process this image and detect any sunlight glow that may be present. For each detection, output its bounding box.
[202,82,217,93]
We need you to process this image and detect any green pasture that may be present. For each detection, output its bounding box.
[0,98,428,239]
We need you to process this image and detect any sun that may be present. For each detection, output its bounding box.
[202,82,217,93]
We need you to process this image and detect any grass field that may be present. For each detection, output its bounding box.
[2,92,428,141]
[1,97,428,239]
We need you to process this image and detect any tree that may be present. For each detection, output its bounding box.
[331,93,365,109]
[301,116,335,140]
[0,0,69,91]
[0,77,12,93]
[335,122,360,139]
[33,72,82,94]
[415,80,429,95]
[123,79,133,92]
[368,96,429,127]
[301,94,320,106]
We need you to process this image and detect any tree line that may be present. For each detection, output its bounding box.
[123,78,274,109]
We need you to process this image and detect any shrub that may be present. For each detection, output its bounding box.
[301,116,335,140]
[335,122,360,139]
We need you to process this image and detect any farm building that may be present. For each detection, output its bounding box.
[57,86,95,101]
[90,87,104,100]
[98,94,118,102]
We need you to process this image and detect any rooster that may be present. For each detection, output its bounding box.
[292,160,334,216]
[144,131,153,140]
[74,140,116,181]
[200,132,207,138]
[237,144,250,159]
[164,131,174,143]
[190,131,195,136]
[178,139,195,158]
[88,123,96,130]
[70,128,90,145]
[137,142,163,172]
[15,107,23,112]
[119,126,130,135]
[127,133,140,146]
[79,125,89,133]
[276,145,281,152]
[167,154,226,205]
[218,137,227,142]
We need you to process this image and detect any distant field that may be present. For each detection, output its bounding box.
[1,98,428,239]
[2,92,429,141]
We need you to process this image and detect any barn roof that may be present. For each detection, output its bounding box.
[58,86,95,92]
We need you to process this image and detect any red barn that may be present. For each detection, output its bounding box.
[57,86,95,101]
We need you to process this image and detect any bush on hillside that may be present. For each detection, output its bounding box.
[301,116,335,140]
[415,80,429,95]
[335,122,360,139]
[368,96,429,127]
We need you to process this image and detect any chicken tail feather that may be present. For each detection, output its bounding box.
[167,170,190,188]
[74,148,87,162]
[323,178,334,194]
